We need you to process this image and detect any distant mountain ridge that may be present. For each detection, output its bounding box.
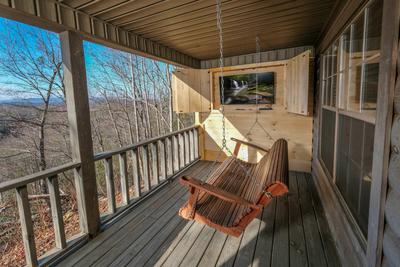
[0,96,64,105]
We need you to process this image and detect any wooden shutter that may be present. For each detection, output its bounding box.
[172,68,210,113]
[284,50,311,115]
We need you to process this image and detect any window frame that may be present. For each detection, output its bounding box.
[318,0,382,243]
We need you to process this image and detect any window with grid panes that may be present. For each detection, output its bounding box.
[318,0,382,238]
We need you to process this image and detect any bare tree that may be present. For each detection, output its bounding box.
[0,22,67,193]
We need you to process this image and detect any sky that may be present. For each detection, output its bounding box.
[0,17,93,100]
[0,16,171,101]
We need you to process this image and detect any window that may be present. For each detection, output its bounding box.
[336,0,382,117]
[318,0,382,239]
[348,16,364,112]
[321,41,339,108]
[336,115,374,236]
[320,109,336,177]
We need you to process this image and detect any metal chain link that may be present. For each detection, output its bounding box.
[217,0,228,151]
[245,36,274,141]
[204,0,256,184]
[202,0,274,197]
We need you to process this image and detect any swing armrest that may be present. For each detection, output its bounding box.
[180,176,261,210]
[231,138,270,155]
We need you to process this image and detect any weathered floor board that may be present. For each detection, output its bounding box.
[60,161,340,267]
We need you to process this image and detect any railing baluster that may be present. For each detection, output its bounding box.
[119,152,129,205]
[141,146,151,191]
[185,131,190,165]
[151,142,159,185]
[46,175,67,249]
[166,137,173,176]
[176,134,180,169]
[173,135,179,172]
[103,157,116,214]
[159,140,167,180]
[179,133,185,168]
[16,186,37,267]
[183,132,187,166]
[194,128,199,159]
[189,130,195,162]
[132,149,141,198]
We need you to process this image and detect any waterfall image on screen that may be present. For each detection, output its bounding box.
[219,72,275,104]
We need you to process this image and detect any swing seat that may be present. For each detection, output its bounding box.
[179,138,289,237]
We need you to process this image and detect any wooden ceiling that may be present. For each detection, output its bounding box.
[60,0,337,60]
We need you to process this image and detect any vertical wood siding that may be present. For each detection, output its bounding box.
[382,16,400,267]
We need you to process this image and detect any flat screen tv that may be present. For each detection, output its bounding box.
[219,72,275,104]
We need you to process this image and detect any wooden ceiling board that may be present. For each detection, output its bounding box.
[181,30,321,54]
[120,0,299,31]
[191,36,319,59]
[168,24,324,50]
[62,0,100,9]
[94,0,198,20]
[154,12,327,43]
[58,0,337,60]
[79,0,166,15]
[110,0,256,28]
[144,5,330,42]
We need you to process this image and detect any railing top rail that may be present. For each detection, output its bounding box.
[0,161,81,193]
[94,125,199,161]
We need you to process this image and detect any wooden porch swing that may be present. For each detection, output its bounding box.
[179,138,289,236]
[178,0,289,236]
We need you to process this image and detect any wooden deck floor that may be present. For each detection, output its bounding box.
[59,161,340,267]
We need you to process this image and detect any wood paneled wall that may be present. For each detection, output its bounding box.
[200,62,313,172]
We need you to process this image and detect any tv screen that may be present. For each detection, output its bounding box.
[219,72,275,104]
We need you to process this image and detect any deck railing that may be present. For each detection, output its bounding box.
[93,125,200,220]
[0,126,200,267]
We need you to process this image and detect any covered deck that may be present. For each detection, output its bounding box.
[0,0,399,266]
[59,161,339,267]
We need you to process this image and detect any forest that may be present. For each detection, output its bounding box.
[0,19,193,266]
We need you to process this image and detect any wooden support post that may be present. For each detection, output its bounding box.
[46,175,67,249]
[104,157,116,214]
[16,186,37,267]
[132,149,141,198]
[119,152,129,205]
[60,30,100,237]
[367,0,400,266]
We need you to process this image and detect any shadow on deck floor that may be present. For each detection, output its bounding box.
[59,161,340,267]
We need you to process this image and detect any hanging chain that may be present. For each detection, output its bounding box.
[217,0,228,151]
[203,0,270,194]
[204,0,235,180]
[255,36,261,122]
[246,36,274,141]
